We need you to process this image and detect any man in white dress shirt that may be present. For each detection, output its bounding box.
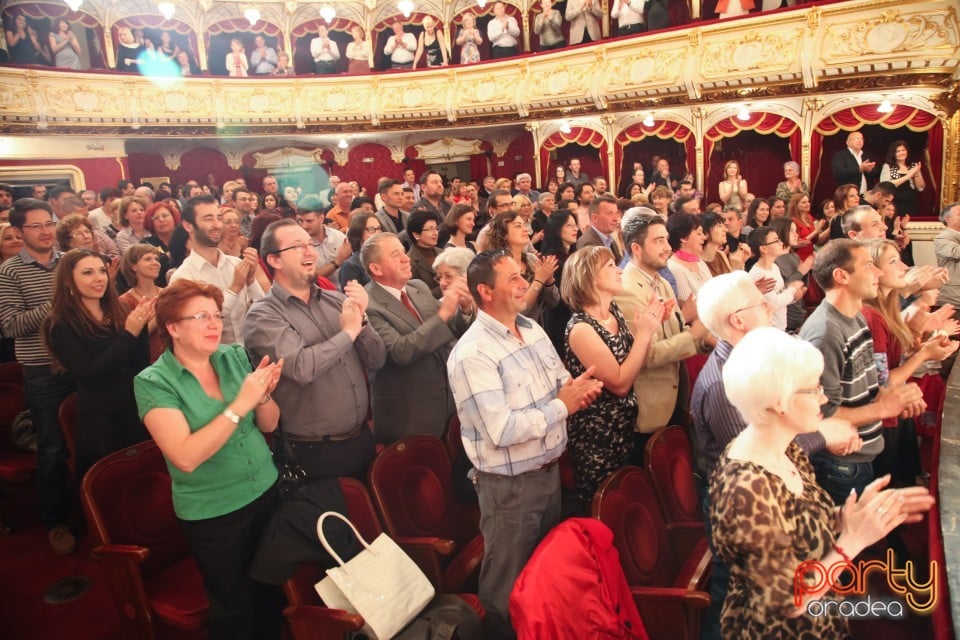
[487,2,520,58]
[384,22,417,69]
[169,195,264,345]
[310,25,341,75]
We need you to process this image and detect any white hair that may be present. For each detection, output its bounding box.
[722,327,824,426]
[696,271,762,343]
[432,247,474,274]
[621,205,656,231]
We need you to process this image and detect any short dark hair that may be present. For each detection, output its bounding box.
[99,186,121,202]
[232,187,254,203]
[871,181,896,196]
[379,178,401,196]
[588,194,617,217]
[812,238,863,290]
[575,182,593,199]
[748,226,777,257]
[419,170,440,186]
[445,203,476,235]
[666,212,701,251]
[407,208,442,237]
[350,196,375,211]
[117,180,133,190]
[181,194,218,226]
[622,213,665,256]
[10,198,54,229]
[347,211,377,251]
[701,211,725,239]
[467,249,511,307]
[673,197,696,214]
[49,185,76,202]
[0,184,12,196]
[487,188,512,214]
[260,218,298,260]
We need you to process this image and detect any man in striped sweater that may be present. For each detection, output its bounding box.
[798,239,925,504]
[0,198,76,553]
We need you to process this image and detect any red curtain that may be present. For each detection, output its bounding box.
[703,112,799,202]
[614,120,695,193]
[812,105,942,218]
[470,153,490,183]
[539,128,608,186]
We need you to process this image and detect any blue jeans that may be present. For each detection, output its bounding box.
[810,454,873,505]
[22,368,75,529]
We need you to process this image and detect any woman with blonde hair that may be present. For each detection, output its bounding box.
[718,160,748,209]
[345,25,372,73]
[0,222,22,264]
[561,245,665,506]
[414,16,448,68]
[456,13,483,63]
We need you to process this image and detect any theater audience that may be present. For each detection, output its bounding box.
[406,209,444,298]
[561,245,663,505]
[363,233,474,443]
[432,247,474,297]
[666,212,711,304]
[249,35,277,75]
[700,211,733,277]
[142,201,179,286]
[788,193,827,261]
[710,327,933,640]
[0,198,76,553]
[244,219,386,481]
[541,209,579,353]
[935,202,960,311]
[384,22,417,69]
[798,240,924,503]
[747,225,803,332]
[565,0,602,45]
[170,196,264,345]
[775,160,809,203]
[346,26,372,73]
[447,249,601,638]
[339,210,382,289]
[880,140,925,218]
[768,195,786,219]
[135,279,282,640]
[0,223,22,263]
[414,16,448,68]
[226,38,249,77]
[488,1,521,58]
[615,213,708,461]
[218,209,247,258]
[743,196,770,235]
[486,211,560,324]
[118,244,165,361]
[443,203,478,253]
[717,160,748,210]
[310,25,340,75]
[534,0,565,51]
[115,196,152,254]
[7,13,51,65]
[43,249,151,481]
[49,18,82,70]
[769,217,812,333]
[611,0,645,35]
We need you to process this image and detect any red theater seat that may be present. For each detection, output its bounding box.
[645,426,706,557]
[0,378,32,534]
[368,435,483,594]
[592,466,711,640]
[80,440,209,639]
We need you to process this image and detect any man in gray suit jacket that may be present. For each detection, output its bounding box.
[361,233,475,444]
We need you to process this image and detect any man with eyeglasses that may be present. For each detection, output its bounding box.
[691,271,861,640]
[473,188,513,247]
[362,232,474,444]
[296,195,351,283]
[245,219,386,481]
[0,198,77,554]
[231,187,258,237]
[798,239,925,504]
[170,196,263,345]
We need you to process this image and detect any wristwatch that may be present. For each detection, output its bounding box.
[222,407,241,424]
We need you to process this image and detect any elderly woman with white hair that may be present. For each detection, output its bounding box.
[775,160,809,203]
[433,247,475,300]
[709,327,934,640]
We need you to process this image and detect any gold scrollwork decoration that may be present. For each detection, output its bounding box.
[824,10,958,58]
[700,30,800,75]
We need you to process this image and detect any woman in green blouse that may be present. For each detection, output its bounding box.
[134,278,283,640]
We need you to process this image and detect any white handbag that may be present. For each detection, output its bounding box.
[314,510,436,640]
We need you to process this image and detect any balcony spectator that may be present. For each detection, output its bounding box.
[249,35,277,75]
[384,21,417,69]
[534,0,565,51]
[565,0,602,45]
[456,13,483,63]
[311,25,341,75]
[346,26,372,73]
[487,2,520,58]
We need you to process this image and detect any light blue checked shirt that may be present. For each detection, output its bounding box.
[447,310,570,476]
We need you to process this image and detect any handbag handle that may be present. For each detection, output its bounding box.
[316,511,377,567]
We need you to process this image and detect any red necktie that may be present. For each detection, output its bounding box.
[400,290,422,324]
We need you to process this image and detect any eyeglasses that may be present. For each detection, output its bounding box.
[177,312,223,323]
[365,226,383,233]
[23,221,56,231]
[434,272,458,283]
[274,243,317,256]
[734,301,767,314]
[70,229,93,239]
[420,225,439,233]
[794,385,824,397]
[761,238,784,246]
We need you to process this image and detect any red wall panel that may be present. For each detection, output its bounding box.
[0,156,129,191]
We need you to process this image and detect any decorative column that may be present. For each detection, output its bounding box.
[801,96,823,189]
[691,107,706,191]
[934,84,960,207]
[601,114,617,189]
[600,0,609,39]
[526,122,542,186]
[521,9,530,53]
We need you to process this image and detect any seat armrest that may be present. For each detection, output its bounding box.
[395,537,456,591]
[395,536,456,556]
[666,522,706,559]
[91,543,150,563]
[673,538,712,593]
[282,603,365,634]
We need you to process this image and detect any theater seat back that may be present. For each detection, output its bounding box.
[645,426,703,525]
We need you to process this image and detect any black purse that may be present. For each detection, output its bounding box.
[272,427,308,498]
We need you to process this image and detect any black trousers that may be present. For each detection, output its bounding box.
[288,429,376,482]
[491,46,518,59]
[179,486,283,640]
[617,23,646,36]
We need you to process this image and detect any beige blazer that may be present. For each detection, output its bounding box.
[615,261,698,432]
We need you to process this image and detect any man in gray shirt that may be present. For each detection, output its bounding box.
[934,202,960,310]
[798,239,924,503]
[245,220,386,480]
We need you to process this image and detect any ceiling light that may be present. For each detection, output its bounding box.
[244,6,261,25]
[65,0,83,11]
[559,121,571,134]
[877,99,894,113]
[338,139,348,149]
[158,2,176,19]
[736,106,751,121]
[319,5,336,22]
[397,0,415,18]
[477,0,487,7]
[642,114,655,127]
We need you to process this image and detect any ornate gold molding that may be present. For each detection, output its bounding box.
[943,110,960,207]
